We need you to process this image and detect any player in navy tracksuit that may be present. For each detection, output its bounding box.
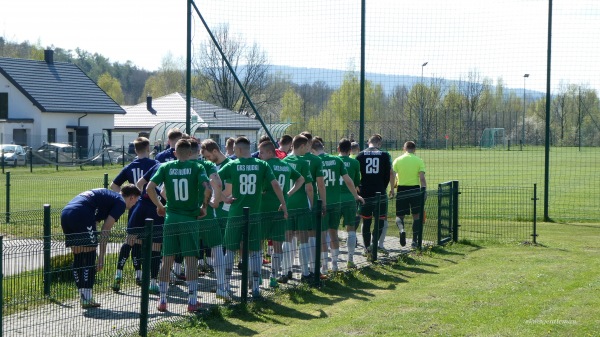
[110,137,163,293]
[61,186,140,308]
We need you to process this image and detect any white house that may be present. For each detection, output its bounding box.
[0,50,125,157]
[113,92,262,150]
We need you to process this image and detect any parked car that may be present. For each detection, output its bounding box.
[0,144,27,166]
[34,143,78,164]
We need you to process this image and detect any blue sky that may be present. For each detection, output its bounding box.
[1,0,598,92]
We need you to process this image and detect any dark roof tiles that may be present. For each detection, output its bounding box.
[0,56,125,114]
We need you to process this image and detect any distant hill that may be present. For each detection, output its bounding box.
[268,64,545,98]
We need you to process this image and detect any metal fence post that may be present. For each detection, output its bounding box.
[452,180,459,243]
[314,200,322,286]
[55,148,59,171]
[437,184,442,245]
[103,173,109,189]
[371,192,381,262]
[241,207,250,303]
[139,218,154,337]
[0,235,3,337]
[417,188,426,249]
[28,148,33,173]
[5,172,9,224]
[43,204,52,297]
[121,145,126,167]
[532,184,538,244]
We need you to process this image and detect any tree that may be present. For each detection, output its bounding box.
[459,71,491,146]
[280,87,305,135]
[97,72,124,105]
[140,53,185,101]
[196,24,270,113]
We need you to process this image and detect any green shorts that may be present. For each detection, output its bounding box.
[162,212,200,257]
[223,214,261,251]
[340,200,358,227]
[323,205,341,230]
[261,212,287,242]
[287,208,313,232]
[197,217,223,248]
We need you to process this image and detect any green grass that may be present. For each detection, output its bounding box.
[389,146,599,221]
[2,251,138,315]
[147,221,600,337]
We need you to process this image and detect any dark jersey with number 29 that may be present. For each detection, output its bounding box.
[356,147,392,197]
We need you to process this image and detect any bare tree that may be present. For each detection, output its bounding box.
[195,24,271,113]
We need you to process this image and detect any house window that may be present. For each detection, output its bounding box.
[210,134,221,147]
[47,128,56,143]
[0,93,8,119]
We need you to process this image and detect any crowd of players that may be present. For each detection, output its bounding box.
[60,129,426,312]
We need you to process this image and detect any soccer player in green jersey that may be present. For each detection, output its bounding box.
[201,139,232,227]
[282,135,314,282]
[189,138,230,300]
[146,139,212,313]
[338,138,362,268]
[300,132,326,276]
[311,139,364,273]
[258,141,304,287]
[218,137,288,298]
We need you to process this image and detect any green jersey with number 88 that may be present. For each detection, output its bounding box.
[218,157,275,216]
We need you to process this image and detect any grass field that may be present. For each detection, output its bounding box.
[147,221,600,337]
[1,146,597,223]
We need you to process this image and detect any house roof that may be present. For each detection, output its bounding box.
[0,55,124,114]
[116,92,262,130]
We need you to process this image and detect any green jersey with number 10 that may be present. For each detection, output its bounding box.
[150,160,209,217]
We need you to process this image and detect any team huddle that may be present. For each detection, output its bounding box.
[60,129,426,313]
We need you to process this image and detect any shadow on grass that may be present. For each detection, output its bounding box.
[172,244,467,335]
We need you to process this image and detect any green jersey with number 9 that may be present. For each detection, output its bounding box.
[218,157,275,216]
[261,157,301,212]
[150,160,209,217]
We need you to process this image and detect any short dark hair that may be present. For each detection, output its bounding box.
[258,140,276,154]
[235,136,251,146]
[225,138,235,150]
[201,139,221,153]
[311,139,324,151]
[175,138,191,152]
[338,138,351,153]
[189,137,200,152]
[314,136,324,145]
[121,184,141,198]
[167,128,183,141]
[279,134,293,146]
[258,135,271,144]
[133,137,150,153]
[292,135,309,149]
[300,131,313,141]
[404,141,416,151]
[368,134,383,146]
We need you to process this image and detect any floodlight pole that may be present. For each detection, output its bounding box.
[185,0,192,135]
[521,73,529,151]
[359,0,366,150]
[419,62,428,147]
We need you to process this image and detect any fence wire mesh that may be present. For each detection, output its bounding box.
[1,191,457,337]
